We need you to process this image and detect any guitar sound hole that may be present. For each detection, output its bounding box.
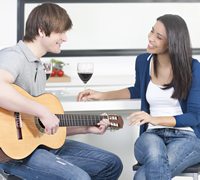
[38,119,45,129]
[34,117,45,134]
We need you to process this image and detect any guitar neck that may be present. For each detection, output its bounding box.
[56,114,107,127]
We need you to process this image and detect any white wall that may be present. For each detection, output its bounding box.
[1,0,200,78]
[24,2,200,50]
[0,0,136,79]
[0,0,17,49]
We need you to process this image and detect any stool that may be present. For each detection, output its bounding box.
[133,163,200,180]
[0,173,21,180]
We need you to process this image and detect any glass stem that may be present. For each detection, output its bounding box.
[84,83,87,91]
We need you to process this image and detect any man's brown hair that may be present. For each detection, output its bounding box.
[22,2,73,42]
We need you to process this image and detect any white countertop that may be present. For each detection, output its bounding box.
[59,96,141,112]
[45,75,141,112]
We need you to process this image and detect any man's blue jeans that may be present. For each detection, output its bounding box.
[134,128,200,180]
[0,139,123,180]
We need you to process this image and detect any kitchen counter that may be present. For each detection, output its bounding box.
[45,75,141,112]
[60,96,140,112]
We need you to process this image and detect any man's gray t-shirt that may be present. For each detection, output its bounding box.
[0,40,46,96]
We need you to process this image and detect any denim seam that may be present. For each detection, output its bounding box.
[57,146,116,174]
[5,162,71,180]
[56,143,122,179]
[60,145,115,155]
[60,154,114,178]
[134,145,144,164]
[171,146,200,175]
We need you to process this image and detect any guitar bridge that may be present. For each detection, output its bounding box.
[14,112,23,140]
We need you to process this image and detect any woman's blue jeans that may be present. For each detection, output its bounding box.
[134,128,200,180]
[0,139,123,180]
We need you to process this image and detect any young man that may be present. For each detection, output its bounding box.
[0,2,122,180]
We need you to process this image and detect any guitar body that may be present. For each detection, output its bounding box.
[0,84,66,161]
[0,84,123,162]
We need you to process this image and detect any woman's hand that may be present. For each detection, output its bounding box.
[77,89,105,101]
[77,88,130,102]
[127,111,157,126]
[127,111,176,127]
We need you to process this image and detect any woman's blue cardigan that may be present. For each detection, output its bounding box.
[128,53,200,138]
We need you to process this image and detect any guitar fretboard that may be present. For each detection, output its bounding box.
[55,114,108,127]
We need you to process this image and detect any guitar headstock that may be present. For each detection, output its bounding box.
[107,114,124,130]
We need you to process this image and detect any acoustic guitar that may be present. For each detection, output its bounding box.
[0,84,123,162]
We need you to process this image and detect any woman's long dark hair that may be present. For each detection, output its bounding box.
[153,14,192,100]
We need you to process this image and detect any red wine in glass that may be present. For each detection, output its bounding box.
[78,73,93,84]
[46,73,51,80]
[43,63,52,80]
[77,63,94,91]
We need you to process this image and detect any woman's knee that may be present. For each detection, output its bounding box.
[133,166,146,180]
[134,132,167,163]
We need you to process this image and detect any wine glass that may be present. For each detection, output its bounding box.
[77,62,94,91]
[43,62,53,80]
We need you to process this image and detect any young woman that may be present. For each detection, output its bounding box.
[77,14,200,179]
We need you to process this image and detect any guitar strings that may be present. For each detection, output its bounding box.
[17,115,107,127]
